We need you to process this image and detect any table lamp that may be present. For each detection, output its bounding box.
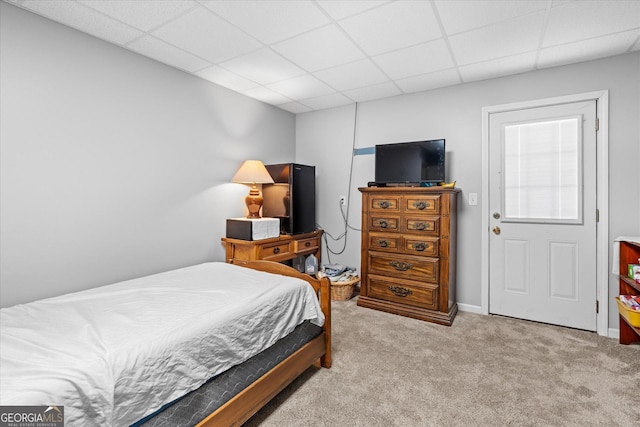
[231,160,274,218]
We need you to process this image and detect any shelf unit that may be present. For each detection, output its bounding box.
[618,240,640,345]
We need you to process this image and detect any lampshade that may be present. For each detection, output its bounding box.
[231,160,274,219]
[231,160,274,185]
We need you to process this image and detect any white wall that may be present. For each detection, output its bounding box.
[0,3,295,307]
[297,52,640,329]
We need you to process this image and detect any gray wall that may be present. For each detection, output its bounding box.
[0,3,295,307]
[297,52,640,330]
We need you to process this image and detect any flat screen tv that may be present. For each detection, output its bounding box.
[374,139,445,185]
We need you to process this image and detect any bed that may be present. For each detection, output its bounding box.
[0,260,332,426]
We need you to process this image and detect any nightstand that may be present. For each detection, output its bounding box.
[222,230,322,267]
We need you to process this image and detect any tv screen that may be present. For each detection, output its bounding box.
[375,139,445,184]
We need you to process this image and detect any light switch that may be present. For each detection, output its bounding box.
[469,193,478,206]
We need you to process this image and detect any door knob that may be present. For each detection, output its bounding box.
[493,226,501,235]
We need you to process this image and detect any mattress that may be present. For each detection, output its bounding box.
[0,262,324,427]
[136,320,322,426]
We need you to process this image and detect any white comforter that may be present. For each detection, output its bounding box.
[0,262,324,426]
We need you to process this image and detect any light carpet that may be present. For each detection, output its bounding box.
[245,298,639,427]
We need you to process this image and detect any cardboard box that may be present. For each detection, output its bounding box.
[226,218,280,241]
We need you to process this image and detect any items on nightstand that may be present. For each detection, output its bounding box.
[226,217,280,241]
[305,254,318,275]
[231,160,274,218]
[262,163,316,235]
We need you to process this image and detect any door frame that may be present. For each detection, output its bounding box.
[480,90,609,336]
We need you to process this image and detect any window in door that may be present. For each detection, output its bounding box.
[503,116,582,224]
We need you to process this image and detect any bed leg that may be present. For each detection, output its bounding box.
[319,277,332,368]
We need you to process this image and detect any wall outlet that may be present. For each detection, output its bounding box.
[339,195,347,206]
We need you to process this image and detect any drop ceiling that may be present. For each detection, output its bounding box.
[6,0,640,113]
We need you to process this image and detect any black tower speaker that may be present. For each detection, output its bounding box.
[262,163,315,235]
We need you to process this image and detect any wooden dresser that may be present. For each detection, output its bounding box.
[358,187,460,325]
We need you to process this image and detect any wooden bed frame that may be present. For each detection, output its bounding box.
[196,260,332,427]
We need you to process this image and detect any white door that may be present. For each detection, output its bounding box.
[489,100,597,331]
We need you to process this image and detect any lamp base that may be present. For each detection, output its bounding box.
[245,188,263,218]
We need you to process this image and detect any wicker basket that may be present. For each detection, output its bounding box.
[318,272,360,301]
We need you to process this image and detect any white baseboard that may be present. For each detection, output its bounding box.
[457,303,482,314]
[608,328,620,339]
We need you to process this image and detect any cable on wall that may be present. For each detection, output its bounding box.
[318,102,361,264]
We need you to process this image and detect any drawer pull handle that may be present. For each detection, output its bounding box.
[414,201,429,210]
[378,240,389,248]
[389,261,412,271]
[378,201,390,209]
[273,247,280,254]
[379,220,389,228]
[415,222,427,231]
[305,241,311,247]
[414,242,427,252]
[389,286,412,297]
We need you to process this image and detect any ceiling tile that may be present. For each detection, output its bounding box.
[220,48,305,85]
[314,59,388,91]
[373,39,453,80]
[127,35,210,72]
[316,0,389,20]
[449,12,545,65]
[272,25,365,72]
[538,29,640,69]
[300,93,353,111]
[543,1,640,47]
[21,0,143,45]
[151,7,261,63]
[201,0,329,44]
[395,69,461,94]
[277,102,313,114]
[241,86,292,105]
[339,1,442,55]
[267,74,335,100]
[459,52,536,82]
[10,0,639,114]
[195,66,259,92]
[434,0,546,36]
[78,0,196,32]
[343,82,402,103]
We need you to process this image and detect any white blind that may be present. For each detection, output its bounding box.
[504,118,580,221]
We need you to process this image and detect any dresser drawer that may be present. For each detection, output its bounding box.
[369,232,401,252]
[404,195,440,214]
[258,241,292,261]
[369,215,400,232]
[369,195,400,212]
[368,275,438,310]
[403,236,439,256]
[293,236,319,254]
[369,253,439,283]
[403,216,440,235]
